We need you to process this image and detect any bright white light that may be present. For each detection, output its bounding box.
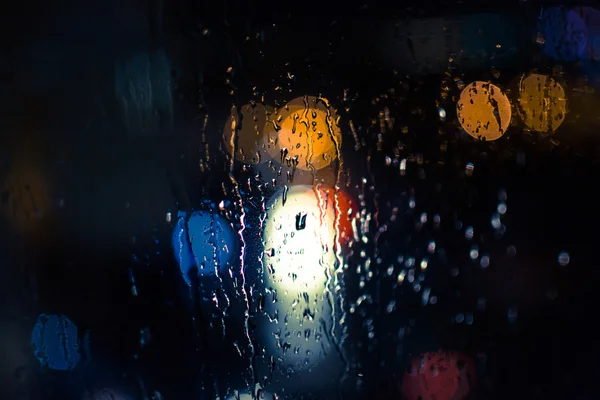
[261,184,338,369]
[263,185,337,293]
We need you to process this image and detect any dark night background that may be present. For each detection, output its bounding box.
[2,1,600,399]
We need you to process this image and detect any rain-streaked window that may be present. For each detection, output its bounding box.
[3,2,600,400]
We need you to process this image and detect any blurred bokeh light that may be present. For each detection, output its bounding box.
[402,350,476,400]
[457,81,511,141]
[30,314,81,371]
[265,96,341,171]
[171,209,236,285]
[261,184,339,369]
[515,73,567,133]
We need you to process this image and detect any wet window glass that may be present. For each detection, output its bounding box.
[3,2,600,399]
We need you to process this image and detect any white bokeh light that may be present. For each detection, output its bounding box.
[261,184,339,369]
[264,185,337,293]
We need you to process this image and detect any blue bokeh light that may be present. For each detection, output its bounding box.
[30,314,81,371]
[540,7,588,61]
[171,210,236,285]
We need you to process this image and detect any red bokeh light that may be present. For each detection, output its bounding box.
[317,185,356,250]
[402,350,476,400]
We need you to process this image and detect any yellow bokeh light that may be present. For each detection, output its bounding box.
[457,81,512,141]
[223,103,271,164]
[516,73,567,133]
[265,96,342,171]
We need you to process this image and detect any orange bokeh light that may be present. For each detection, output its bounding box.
[457,81,511,141]
[265,96,342,171]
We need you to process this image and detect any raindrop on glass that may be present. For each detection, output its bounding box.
[427,241,436,253]
[558,251,570,266]
[469,246,479,260]
[465,313,474,325]
[480,255,490,268]
[497,202,507,215]
[506,245,517,257]
[465,226,474,240]
[465,163,474,177]
[438,107,447,120]
[491,213,501,229]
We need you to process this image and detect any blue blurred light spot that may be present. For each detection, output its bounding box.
[171,210,236,285]
[30,314,81,371]
[540,7,588,62]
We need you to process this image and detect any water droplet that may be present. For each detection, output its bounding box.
[465,162,474,176]
[480,255,490,268]
[421,287,431,305]
[400,159,407,174]
[558,251,570,266]
[139,327,151,347]
[386,300,396,313]
[506,245,517,257]
[465,313,474,325]
[469,246,479,260]
[397,271,406,284]
[497,202,507,214]
[491,213,501,229]
[465,226,474,240]
[427,241,436,253]
[438,107,446,120]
